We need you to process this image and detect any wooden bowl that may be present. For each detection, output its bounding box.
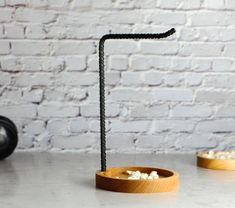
[197,152,235,171]
[96,166,179,193]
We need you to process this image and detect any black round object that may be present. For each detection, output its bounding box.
[0,117,18,160]
[0,116,18,134]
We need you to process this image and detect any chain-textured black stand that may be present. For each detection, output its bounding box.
[99,28,176,171]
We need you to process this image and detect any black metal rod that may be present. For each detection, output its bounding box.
[99,28,176,171]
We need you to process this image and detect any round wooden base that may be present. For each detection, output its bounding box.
[96,166,179,193]
[197,152,235,171]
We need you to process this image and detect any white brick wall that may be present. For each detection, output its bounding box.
[1,0,235,153]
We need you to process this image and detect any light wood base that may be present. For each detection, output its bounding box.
[96,166,179,193]
[197,152,235,171]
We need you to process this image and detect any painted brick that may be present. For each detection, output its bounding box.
[20,57,65,72]
[87,55,98,71]
[0,0,5,6]
[0,72,11,85]
[153,88,193,102]
[212,59,233,72]
[54,41,95,55]
[15,8,56,23]
[136,135,165,151]
[159,0,201,10]
[191,59,212,71]
[155,120,195,133]
[71,0,91,9]
[140,41,178,55]
[196,90,235,103]
[215,106,235,118]
[14,73,53,87]
[101,11,142,24]
[107,133,135,151]
[179,43,223,57]
[69,117,88,133]
[66,88,87,102]
[24,120,45,135]
[0,8,13,22]
[6,0,27,5]
[185,73,203,86]
[66,56,86,71]
[47,119,70,136]
[144,71,163,86]
[25,24,46,39]
[106,71,120,85]
[0,25,3,38]
[223,44,235,57]
[225,0,235,9]
[22,88,44,103]
[190,12,228,26]
[109,55,128,71]
[0,41,10,54]
[196,119,235,133]
[176,134,217,149]
[130,55,151,70]
[110,120,151,133]
[38,103,79,118]
[130,104,168,118]
[17,133,33,149]
[146,12,186,25]
[5,24,24,39]
[11,41,52,55]
[205,0,224,9]
[51,134,97,150]
[105,40,138,55]
[121,72,143,86]
[204,74,235,89]
[109,88,150,102]
[0,104,37,118]
[171,104,212,118]
[164,73,183,87]
[54,72,97,86]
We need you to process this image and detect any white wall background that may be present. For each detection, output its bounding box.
[0,0,235,153]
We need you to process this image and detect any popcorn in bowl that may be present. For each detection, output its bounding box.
[126,170,159,180]
[198,150,235,160]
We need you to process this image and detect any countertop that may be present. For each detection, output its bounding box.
[0,153,234,208]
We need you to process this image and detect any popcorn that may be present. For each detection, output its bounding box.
[135,171,141,177]
[140,173,148,179]
[125,170,159,180]
[199,150,235,160]
[150,171,158,177]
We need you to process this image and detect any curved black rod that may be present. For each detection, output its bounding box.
[99,28,176,171]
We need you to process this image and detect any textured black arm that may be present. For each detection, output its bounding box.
[99,28,176,171]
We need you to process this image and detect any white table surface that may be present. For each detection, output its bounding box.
[0,153,234,208]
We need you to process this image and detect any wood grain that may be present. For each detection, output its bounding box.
[197,153,235,171]
[96,166,179,193]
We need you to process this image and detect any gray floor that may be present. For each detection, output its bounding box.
[0,153,234,208]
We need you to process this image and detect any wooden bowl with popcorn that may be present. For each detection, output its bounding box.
[197,151,235,170]
[96,166,179,193]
